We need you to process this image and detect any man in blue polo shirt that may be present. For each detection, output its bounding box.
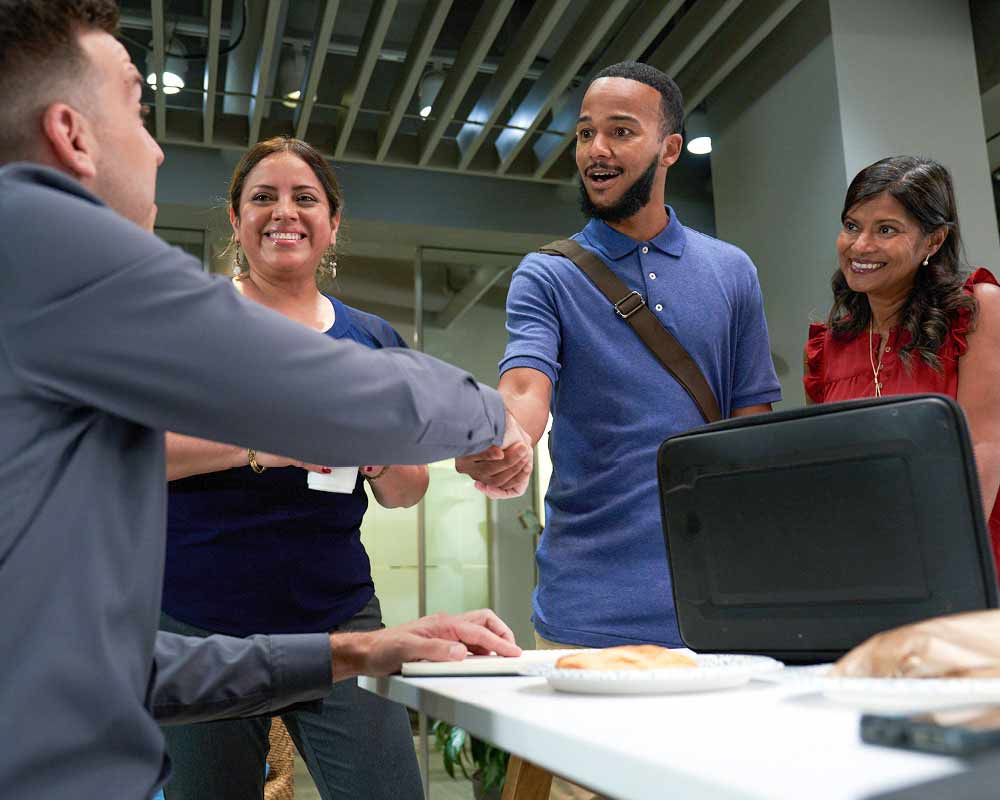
[458,61,781,657]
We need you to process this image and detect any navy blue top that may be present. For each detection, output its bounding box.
[501,209,782,647]
[163,295,407,636]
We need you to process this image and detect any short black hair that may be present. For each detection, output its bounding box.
[591,61,683,138]
[0,0,119,162]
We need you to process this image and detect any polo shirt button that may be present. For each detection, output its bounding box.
[649,272,656,280]
[655,303,663,312]
[641,246,649,254]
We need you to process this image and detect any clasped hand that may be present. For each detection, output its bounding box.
[454,408,533,499]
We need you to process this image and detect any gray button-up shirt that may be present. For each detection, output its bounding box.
[0,164,505,799]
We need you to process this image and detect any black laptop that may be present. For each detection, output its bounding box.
[657,394,998,663]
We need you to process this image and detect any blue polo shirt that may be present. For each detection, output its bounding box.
[501,208,781,647]
[163,296,406,636]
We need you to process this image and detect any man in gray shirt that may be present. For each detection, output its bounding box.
[0,2,532,798]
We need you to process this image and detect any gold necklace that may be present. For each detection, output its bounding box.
[868,318,886,397]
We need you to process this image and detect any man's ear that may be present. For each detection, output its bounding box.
[660,132,683,169]
[40,103,98,181]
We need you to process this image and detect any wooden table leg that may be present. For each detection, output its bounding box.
[502,756,553,800]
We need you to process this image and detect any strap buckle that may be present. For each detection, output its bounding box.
[614,290,645,319]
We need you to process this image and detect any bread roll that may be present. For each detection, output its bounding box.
[555,645,696,671]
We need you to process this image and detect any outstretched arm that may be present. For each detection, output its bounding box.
[454,368,551,499]
[165,432,330,481]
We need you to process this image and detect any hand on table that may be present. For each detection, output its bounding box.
[329,609,522,681]
[832,610,1000,678]
[455,408,533,499]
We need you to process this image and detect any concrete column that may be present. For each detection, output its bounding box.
[709,0,999,407]
[829,0,998,265]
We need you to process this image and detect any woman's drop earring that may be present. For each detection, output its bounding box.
[320,247,338,281]
[232,243,244,278]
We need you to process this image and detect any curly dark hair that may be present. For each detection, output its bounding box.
[828,156,975,371]
[0,0,119,162]
[592,61,683,139]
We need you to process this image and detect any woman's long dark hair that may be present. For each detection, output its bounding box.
[829,156,975,371]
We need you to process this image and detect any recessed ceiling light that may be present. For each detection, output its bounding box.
[687,136,712,155]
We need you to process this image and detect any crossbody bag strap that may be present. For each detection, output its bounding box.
[538,238,722,424]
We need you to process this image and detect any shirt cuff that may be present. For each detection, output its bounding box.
[479,383,506,448]
[268,633,333,713]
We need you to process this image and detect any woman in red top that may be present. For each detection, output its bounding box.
[804,156,1000,575]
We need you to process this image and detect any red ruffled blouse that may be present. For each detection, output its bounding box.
[804,268,1000,580]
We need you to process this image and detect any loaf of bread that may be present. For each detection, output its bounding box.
[555,645,697,671]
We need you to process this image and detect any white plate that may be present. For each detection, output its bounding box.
[760,664,1000,711]
[529,654,784,695]
[401,649,585,677]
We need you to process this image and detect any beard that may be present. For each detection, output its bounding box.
[578,155,660,223]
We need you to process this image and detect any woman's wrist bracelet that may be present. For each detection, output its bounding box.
[247,448,266,474]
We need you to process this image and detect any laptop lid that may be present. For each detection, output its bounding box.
[657,395,998,663]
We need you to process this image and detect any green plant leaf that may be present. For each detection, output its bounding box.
[445,726,467,759]
[483,757,506,790]
[431,720,449,750]
[445,726,471,780]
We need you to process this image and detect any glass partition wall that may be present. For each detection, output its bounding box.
[353,246,539,798]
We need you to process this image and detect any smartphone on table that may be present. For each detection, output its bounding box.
[862,706,1000,757]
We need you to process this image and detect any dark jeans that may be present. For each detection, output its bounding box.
[159,597,422,799]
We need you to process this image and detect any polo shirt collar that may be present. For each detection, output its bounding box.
[582,205,687,260]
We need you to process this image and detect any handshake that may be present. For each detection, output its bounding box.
[327,409,534,679]
[454,407,535,499]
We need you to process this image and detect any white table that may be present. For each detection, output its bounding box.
[360,673,965,800]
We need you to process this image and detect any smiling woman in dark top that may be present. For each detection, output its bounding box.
[160,136,427,800]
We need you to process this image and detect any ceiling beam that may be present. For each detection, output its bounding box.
[376,0,453,162]
[417,0,514,167]
[202,0,223,143]
[333,0,398,159]
[431,266,510,329]
[456,0,572,171]
[247,0,288,146]
[679,0,805,115]
[648,0,745,77]
[294,0,340,141]
[150,0,166,139]
[120,11,549,80]
[493,0,632,175]
[531,0,685,179]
